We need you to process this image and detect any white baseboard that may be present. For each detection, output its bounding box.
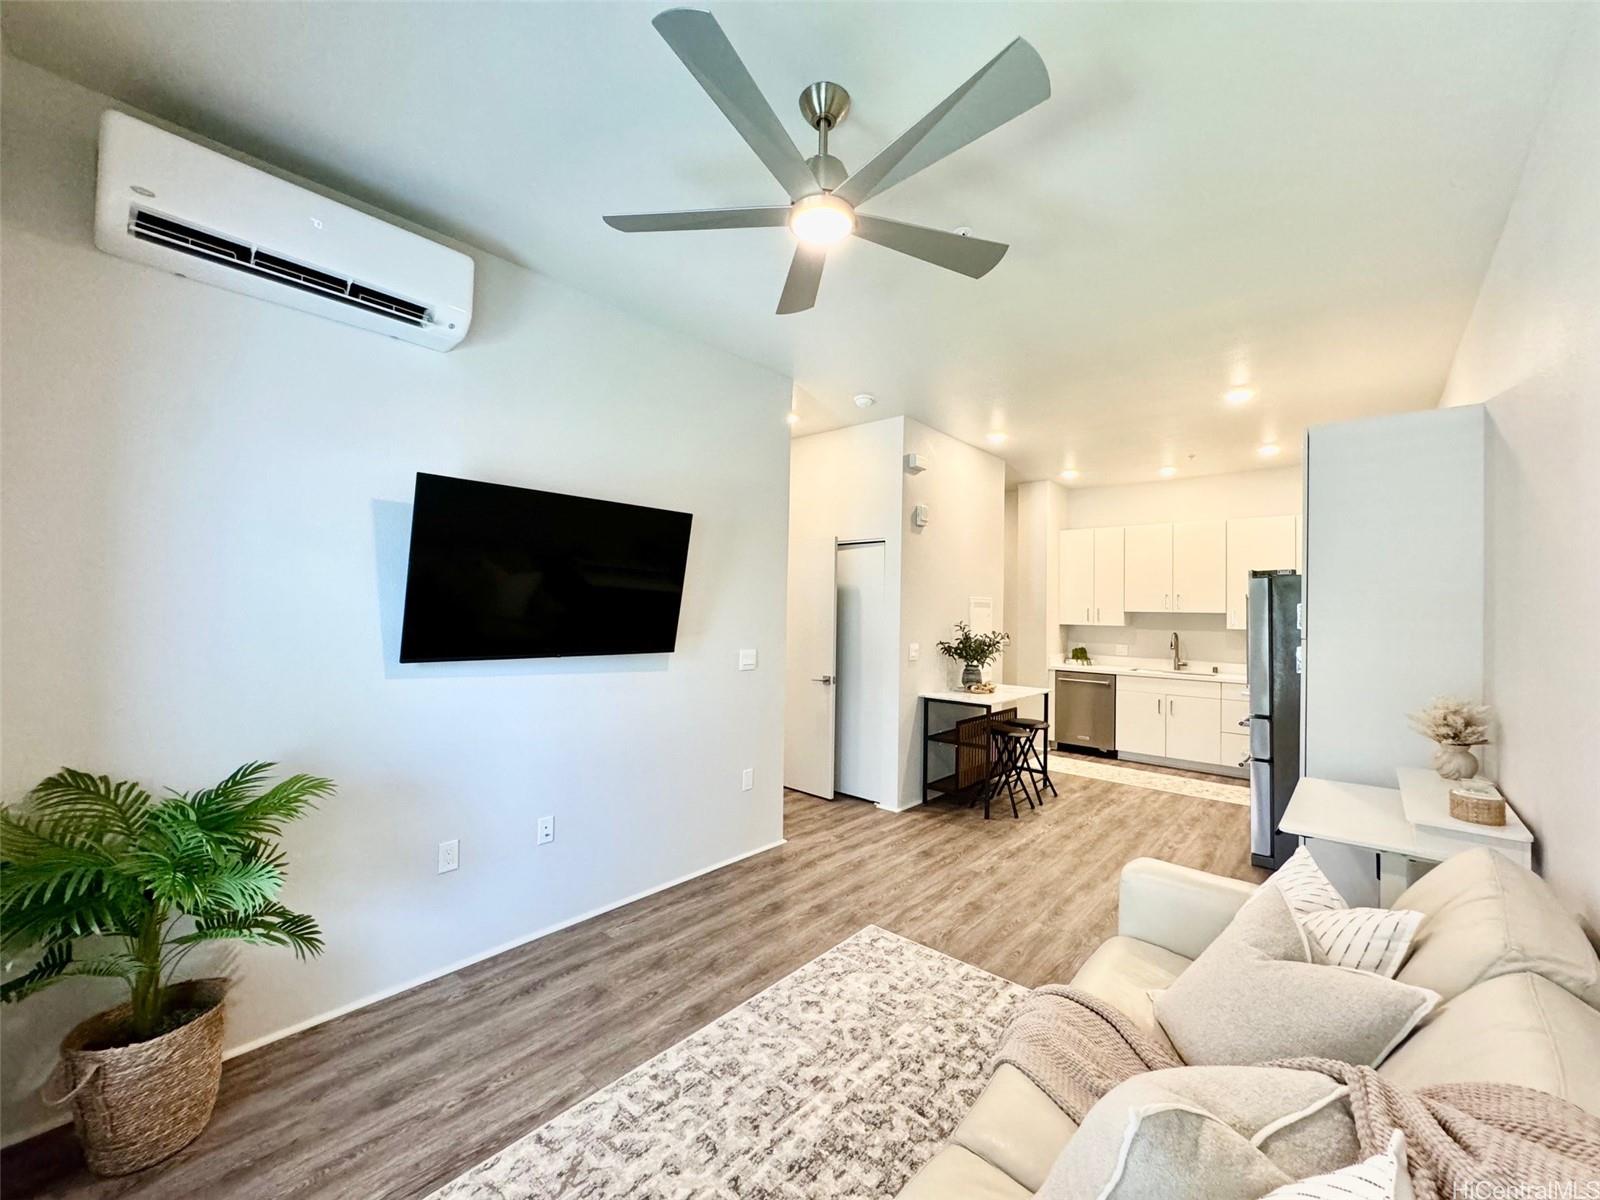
[2,836,787,1151]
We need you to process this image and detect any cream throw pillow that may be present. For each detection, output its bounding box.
[1153,886,1439,1066]
[1037,1065,1361,1200]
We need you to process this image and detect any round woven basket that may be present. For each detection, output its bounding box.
[49,978,227,1176]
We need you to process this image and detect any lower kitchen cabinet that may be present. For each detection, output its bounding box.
[1164,694,1221,764]
[1115,689,1166,757]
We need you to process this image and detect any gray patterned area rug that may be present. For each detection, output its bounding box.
[427,926,1027,1200]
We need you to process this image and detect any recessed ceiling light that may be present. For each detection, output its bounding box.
[1158,465,1178,478]
[1257,442,1281,457]
[986,432,1008,445]
[785,410,800,426]
[1060,469,1080,481]
[853,393,876,409]
[1224,386,1256,407]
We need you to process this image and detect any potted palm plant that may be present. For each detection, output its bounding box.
[0,762,331,1175]
[937,621,1011,691]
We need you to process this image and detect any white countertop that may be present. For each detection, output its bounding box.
[1048,657,1248,686]
[920,683,1049,707]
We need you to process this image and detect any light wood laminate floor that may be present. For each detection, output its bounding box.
[5,769,1261,1199]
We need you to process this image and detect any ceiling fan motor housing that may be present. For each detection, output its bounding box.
[799,81,851,131]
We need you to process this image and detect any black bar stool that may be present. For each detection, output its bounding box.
[1001,717,1057,805]
[979,723,1037,819]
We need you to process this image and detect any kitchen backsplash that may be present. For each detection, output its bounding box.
[1061,612,1247,665]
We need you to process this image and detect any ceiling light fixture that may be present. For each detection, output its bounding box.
[1158,465,1178,478]
[1257,442,1281,457]
[1224,386,1256,407]
[787,193,856,247]
[986,432,1008,445]
[853,393,877,409]
[1060,469,1080,481]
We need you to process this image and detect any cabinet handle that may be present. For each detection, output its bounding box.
[1096,608,1100,622]
[1164,593,1169,610]
[1170,699,1177,714]
[1157,698,1162,715]
[1176,593,1183,610]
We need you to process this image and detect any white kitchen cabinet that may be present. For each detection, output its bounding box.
[1092,527,1126,625]
[1225,515,1298,629]
[1165,693,1222,764]
[1058,529,1095,625]
[1115,689,1166,756]
[1173,521,1227,613]
[1123,524,1173,612]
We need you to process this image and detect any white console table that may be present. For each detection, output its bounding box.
[1282,772,1534,905]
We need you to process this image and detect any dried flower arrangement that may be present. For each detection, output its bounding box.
[1408,697,1492,747]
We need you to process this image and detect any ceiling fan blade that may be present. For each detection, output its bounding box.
[603,206,791,232]
[652,8,820,203]
[852,215,1008,278]
[776,244,825,314]
[833,38,1050,208]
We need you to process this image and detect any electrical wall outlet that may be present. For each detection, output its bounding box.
[741,767,753,791]
[437,839,459,874]
[537,816,554,845]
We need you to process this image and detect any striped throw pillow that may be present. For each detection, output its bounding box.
[1262,1129,1413,1199]
[1268,846,1347,919]
[1301,907,1423,978]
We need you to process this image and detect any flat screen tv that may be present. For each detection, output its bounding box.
[399,472,693,662]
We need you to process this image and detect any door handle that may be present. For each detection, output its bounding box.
[1238,756,1252,768]
[812,675,834,684]
[1238,717,1251,728]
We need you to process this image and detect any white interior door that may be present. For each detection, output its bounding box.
[784,537,836,798]
[835,541,891,804]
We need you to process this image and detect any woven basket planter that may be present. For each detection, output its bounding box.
[49,978,227,1176]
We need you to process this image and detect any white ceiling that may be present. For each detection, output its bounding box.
[1,2,1577,484]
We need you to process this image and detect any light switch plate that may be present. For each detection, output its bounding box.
[738,648,758,671]
[908,642,920,662]
[741,768,753,791]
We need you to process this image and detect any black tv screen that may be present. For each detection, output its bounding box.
[399,472,692,662]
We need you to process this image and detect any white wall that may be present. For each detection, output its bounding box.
[783,421,904,800]
[0,58,792,1143]
[1437,8,1600,927]
[1302,406,1486,786]
[898,421,1007,810]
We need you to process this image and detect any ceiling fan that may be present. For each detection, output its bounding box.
[603,8,1051,314]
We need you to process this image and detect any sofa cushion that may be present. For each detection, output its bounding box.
[1392,848,1600,1007]
[896,1145,1032,1200]
[1154,887,1439,1067]
[1037,1065,1360,1200]
[950,1063,1078,1193]
[1069,935,1191,1053]
[1378,971,1600,1118]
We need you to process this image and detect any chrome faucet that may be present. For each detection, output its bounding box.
[1170,632,1187,671]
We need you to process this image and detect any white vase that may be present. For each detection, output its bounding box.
[1433,743,1479,780]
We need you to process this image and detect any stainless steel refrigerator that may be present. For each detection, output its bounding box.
[1247,570,1303,869]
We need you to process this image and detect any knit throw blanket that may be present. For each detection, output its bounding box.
[1271,1057,1600,1200]
[992,987,1600,1197]
[990,984,1183,1123]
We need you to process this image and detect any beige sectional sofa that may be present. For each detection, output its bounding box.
[898,848,1600,1198]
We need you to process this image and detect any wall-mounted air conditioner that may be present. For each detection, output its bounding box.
[94,111,473,351]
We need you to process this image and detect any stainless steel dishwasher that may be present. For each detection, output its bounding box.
[1054,670,1116,752]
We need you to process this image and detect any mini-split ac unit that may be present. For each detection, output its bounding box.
[94,111,473,351]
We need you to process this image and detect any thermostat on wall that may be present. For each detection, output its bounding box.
[912,504,931,527]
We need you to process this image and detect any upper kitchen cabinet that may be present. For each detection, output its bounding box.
[1092,527,1126,625]
[1225,515,1298,629]
[1173,520,1227,612]
[1059,528,1095,625]
[1124,524,1173,612]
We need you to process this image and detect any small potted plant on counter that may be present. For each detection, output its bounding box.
[1408,697,1492,780]
[0,762,332,1175]
[937,621,1011,692]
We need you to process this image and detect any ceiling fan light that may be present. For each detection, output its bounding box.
[788,194,856,247]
